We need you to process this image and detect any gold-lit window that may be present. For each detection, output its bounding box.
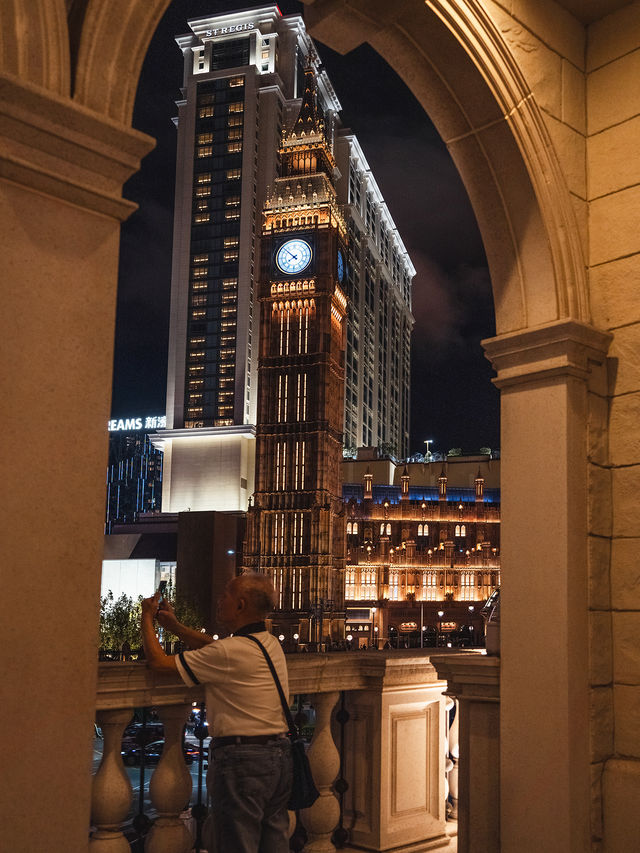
[222,278,238,290]
[224,250,239,261]
[189,337,206,345]
[219,376,233,386]
[192,254,208,264]
[225,196,240,207]
[199,106,214,118]
[229,102,244,113]
[225,210,240,220]
[197,146,212,158]
[189,350,206,359]
[227,141,242,153]
[188,365,204,373]
[192,267,208,278]
[192,281,208,290]
[226,169,241,180]
[221,306,236,316]
[194,213,210,224]
[223,237,239,247]
[221,321,236,330]
[229,76,244,87]
[227,127,242,140]
[196,200,208,211]
[195,186,211,198]
[189,379,204,388]
[197,133,213,144]
[222,293,236,303]
[188,394,203,404]
[191,294,207,306]
[191,308,206,319]
[227,115,243,127]
[196,173,212,184]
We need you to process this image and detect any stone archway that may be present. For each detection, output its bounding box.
[0,1,614,850]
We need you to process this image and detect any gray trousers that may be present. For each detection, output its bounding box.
[206,739,292,853]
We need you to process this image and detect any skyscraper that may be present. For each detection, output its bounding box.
[153,6,414,512]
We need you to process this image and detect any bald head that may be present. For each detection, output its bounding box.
[230,573,277,619]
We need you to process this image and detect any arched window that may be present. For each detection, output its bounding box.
[347,522,352,535]
[380,522,385,535]
[418,524,423,536]
[424,524,429,536]
[386,523,391,536]
[455,524,461,537]
[461,524,466,536]
[353,522,358,534]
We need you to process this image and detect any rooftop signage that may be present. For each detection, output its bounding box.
[203,22,255,37]
[108,416,167,432]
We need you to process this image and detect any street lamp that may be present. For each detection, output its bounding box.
[437,610,444,647]
[371,606,377,646]
[424,439,433,461]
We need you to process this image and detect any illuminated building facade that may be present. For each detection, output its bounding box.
[335,136,414,458]
[154,6,414,512]
[243,62,347,642]
[105,416,165,533]
[342,452,501,645]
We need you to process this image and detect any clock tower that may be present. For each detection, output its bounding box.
[244,62,348,644]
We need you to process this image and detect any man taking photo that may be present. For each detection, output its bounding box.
[141,572,292,853]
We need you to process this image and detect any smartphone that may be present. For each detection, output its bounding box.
[158,580,167,600]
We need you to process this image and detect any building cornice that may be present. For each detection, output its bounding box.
[482,319,612,389]
[0,73,153,221]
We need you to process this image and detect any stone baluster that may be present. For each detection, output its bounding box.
[302,691,340,852]
[145,704,193,853]
[446,697,459,819]
[90,708,134,852]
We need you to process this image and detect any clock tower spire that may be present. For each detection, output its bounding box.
[243,62,348,644]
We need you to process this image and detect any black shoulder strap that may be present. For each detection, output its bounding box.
[245,634,297,738]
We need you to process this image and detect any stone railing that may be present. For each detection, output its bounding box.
[92,650,456,852]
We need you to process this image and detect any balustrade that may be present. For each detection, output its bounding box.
[93,651,453,852]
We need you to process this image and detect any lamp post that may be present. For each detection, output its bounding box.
[424,438,433,462]
[437,610,444,647]
[370,606,377,647]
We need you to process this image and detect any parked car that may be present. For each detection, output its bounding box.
[120,739,203,767]
[121,721,164,748]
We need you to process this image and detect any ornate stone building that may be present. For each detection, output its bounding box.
[342,453,500,644]
[243,65,348,642]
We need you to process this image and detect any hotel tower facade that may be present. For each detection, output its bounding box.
[153,6,414,513]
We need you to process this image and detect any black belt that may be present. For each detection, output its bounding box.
[211,733,288,749]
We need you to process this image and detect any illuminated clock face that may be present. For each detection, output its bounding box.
[275,239,313,275]
[337,249,345,282]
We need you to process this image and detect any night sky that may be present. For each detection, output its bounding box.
[113,0,500,456]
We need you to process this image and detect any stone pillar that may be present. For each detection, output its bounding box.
[431,653,500,852]
[484,321,611,853]
[302,691,341,852]
[341,666,448,851]
[90,709,134,852]
[145,704,193,853]
[0,73,153,850]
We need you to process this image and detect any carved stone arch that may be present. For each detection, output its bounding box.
[302,0,589,334]
[0,0,69,94]
[74,0,171,123]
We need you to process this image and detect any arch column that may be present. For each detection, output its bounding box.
[483,319,611,853]
[0,71,153,850]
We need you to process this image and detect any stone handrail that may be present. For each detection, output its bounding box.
[93,650,455,853]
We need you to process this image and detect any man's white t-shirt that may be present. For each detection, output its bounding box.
[175,627,289,738]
